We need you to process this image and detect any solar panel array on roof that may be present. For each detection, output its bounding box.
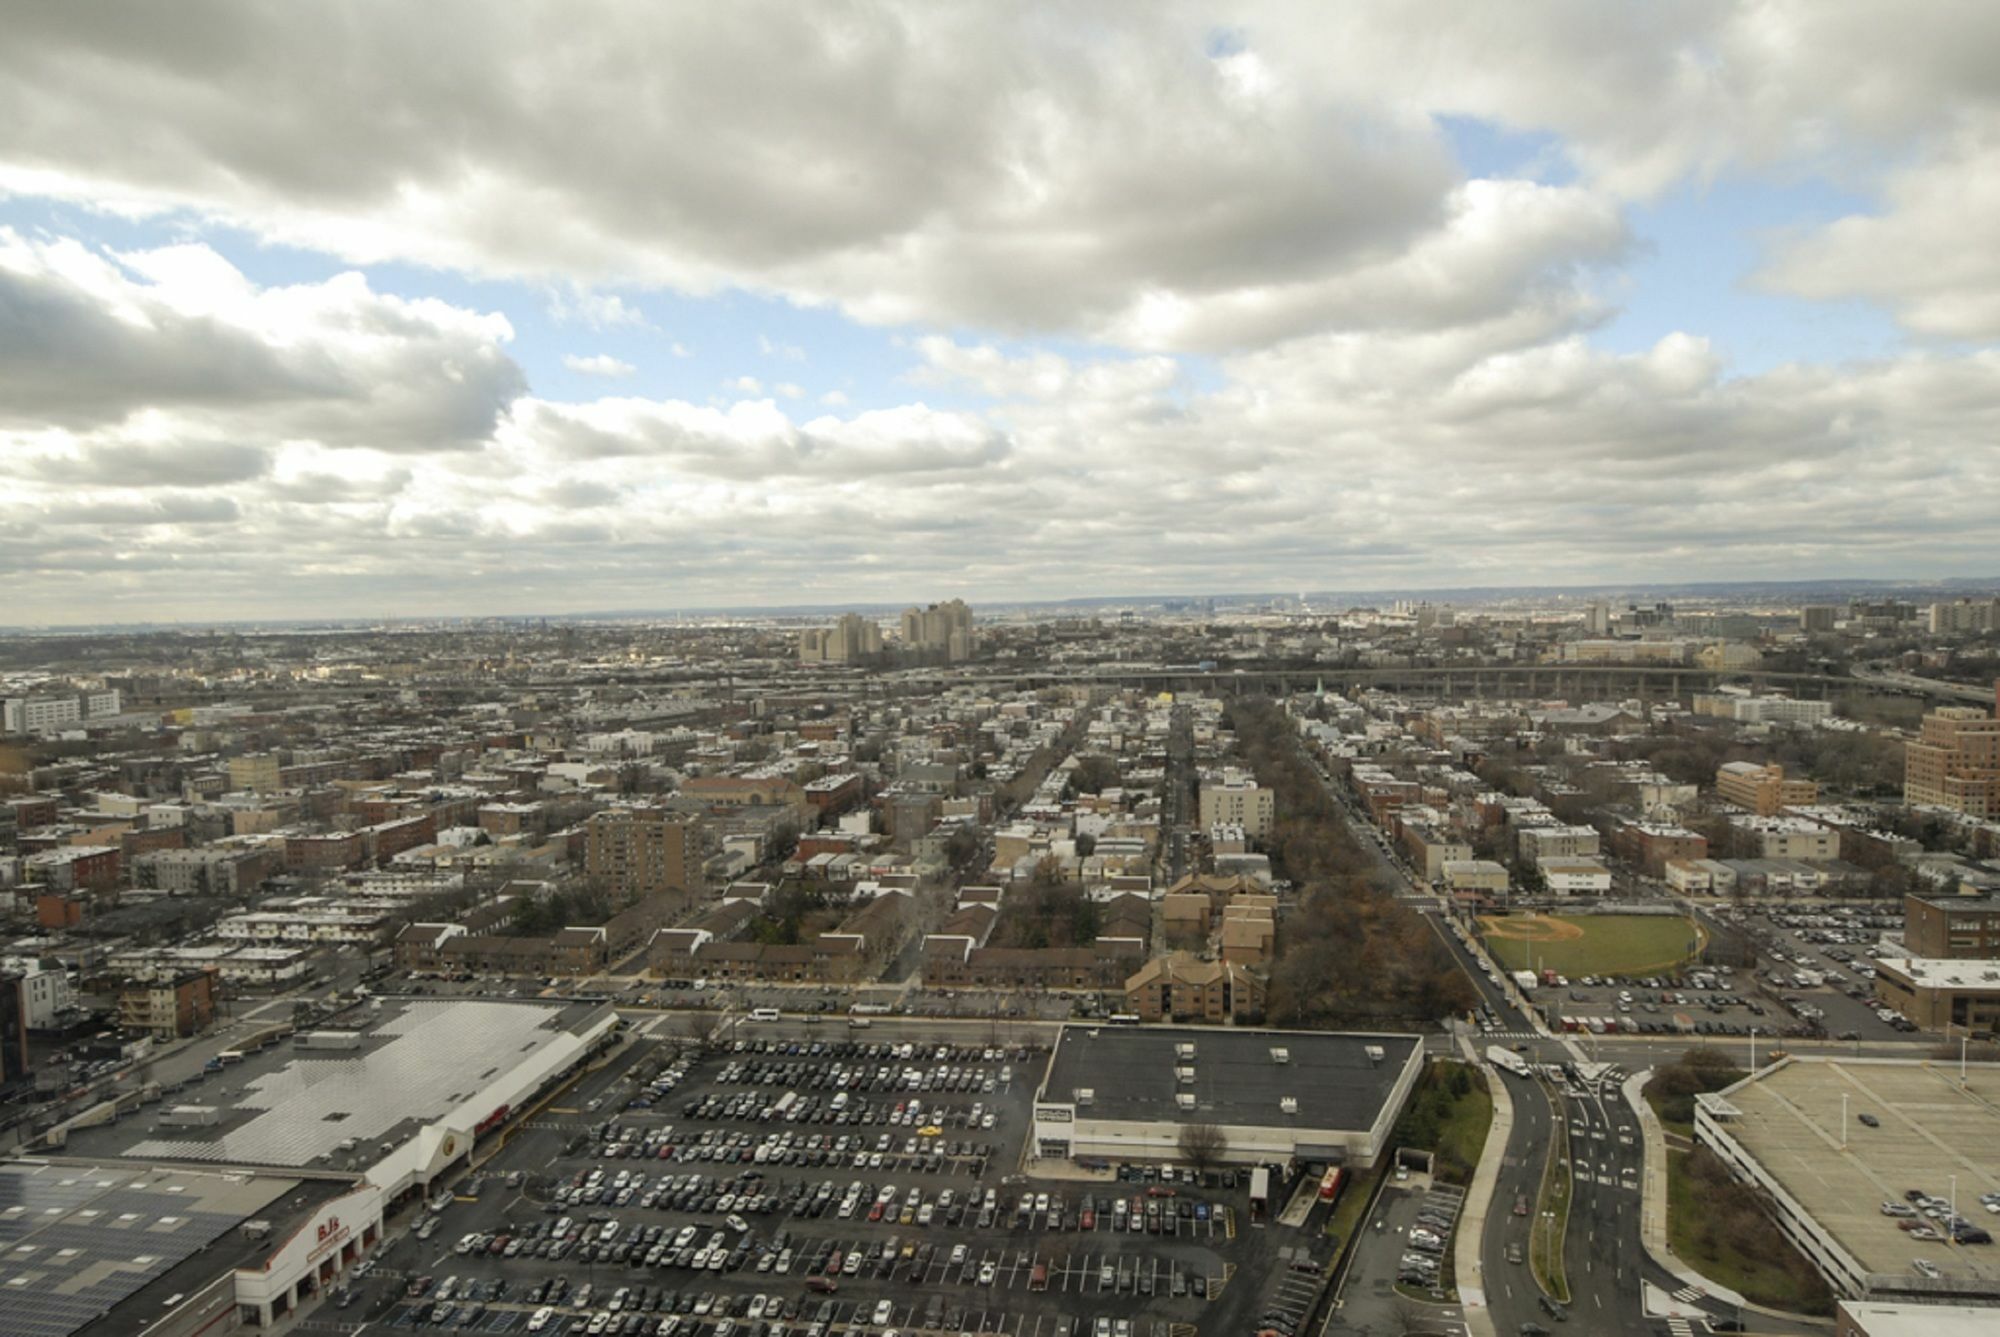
[0,1164,281,1337]
[124,1000,571,1168]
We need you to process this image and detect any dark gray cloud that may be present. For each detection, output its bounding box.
[27,439,270,487]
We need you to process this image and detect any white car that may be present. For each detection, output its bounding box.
[874,1299,896,1324]
[527,1309,555,1333]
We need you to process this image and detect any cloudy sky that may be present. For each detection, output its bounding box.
[4,1,1999,624]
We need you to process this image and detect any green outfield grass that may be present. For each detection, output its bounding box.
[1479,912,1706,978]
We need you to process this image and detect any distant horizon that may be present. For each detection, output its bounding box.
[6,572,2000,636]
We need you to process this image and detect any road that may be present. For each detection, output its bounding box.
[1297,741,1783,1337]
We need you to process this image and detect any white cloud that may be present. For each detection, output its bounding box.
[547,287,653,330]
[758,334,806,361]
[4,325,1998,618]
[7,4,2000,350]
[726,375,762,395]
[563,352,636,377]
[0,228,523,448]
[1756,124,2000,338]
[913,337,1180,402]
[819,389,849,407]
[0,3,1486,352]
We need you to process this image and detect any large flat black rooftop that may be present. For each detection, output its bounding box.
[1040,1025,1419,1132]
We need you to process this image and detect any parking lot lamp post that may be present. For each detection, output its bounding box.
[1951,1174,1958,1243]
[1840,1093,1847,1150]
[1961,1033,1969,1088]
[1748,1027,1757,1072]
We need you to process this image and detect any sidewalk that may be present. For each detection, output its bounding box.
[1623,1069,1749,1308]
[1453,1034,1511,1337]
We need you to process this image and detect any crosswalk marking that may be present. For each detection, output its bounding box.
[1666,1318,1695,1337]
[1671,1284,1705,1303]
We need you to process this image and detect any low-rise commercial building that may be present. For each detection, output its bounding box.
[1538,856,1613,894]
[1873,956,2000,1034]
[1033,1025,1422,1168]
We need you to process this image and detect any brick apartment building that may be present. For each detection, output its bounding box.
[1123,951,1268,1023]
[1715,761,1819,816]
[285,830,367,873]
[921,939,1145,991]
[1612,821,1709,877]
[117,969,218,1040]
[1904,699,2000,818]
[586,807,702,903]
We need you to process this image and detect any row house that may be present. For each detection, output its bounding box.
[921,939,1144,991]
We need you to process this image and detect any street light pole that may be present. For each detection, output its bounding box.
[1841,1092,1848,1151]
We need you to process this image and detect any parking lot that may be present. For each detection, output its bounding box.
[1520,904,1917,1047]
[344,1024,1295,1337]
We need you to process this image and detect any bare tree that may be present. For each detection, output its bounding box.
[1178,1122,1227,1176]
[672,1009,727,1051]
[1392,1289,1446,1335]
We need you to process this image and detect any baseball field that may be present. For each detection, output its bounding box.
[1478,912,1706,978]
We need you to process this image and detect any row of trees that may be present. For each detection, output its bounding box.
[1266,881,1476,1025]
[1227,697,1477,1026]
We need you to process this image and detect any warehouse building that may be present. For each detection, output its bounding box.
[1032,1024,1422,1168]
[20,996,619,1333]
[1694,1056,2000,1301]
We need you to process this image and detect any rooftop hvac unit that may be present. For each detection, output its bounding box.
[1176,1067,1196,1084]
[1280,1097,1299,1115]
[1075,1088,1095,1107]
[1364,1045,1385,1066]
[1176,1093,1196,1111]
[1176,1043,1196,1059]
[1270,1047,1291,1064]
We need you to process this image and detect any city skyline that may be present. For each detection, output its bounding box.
[6,3,2000,623]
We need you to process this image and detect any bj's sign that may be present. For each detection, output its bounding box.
[309,1213,349,1260]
